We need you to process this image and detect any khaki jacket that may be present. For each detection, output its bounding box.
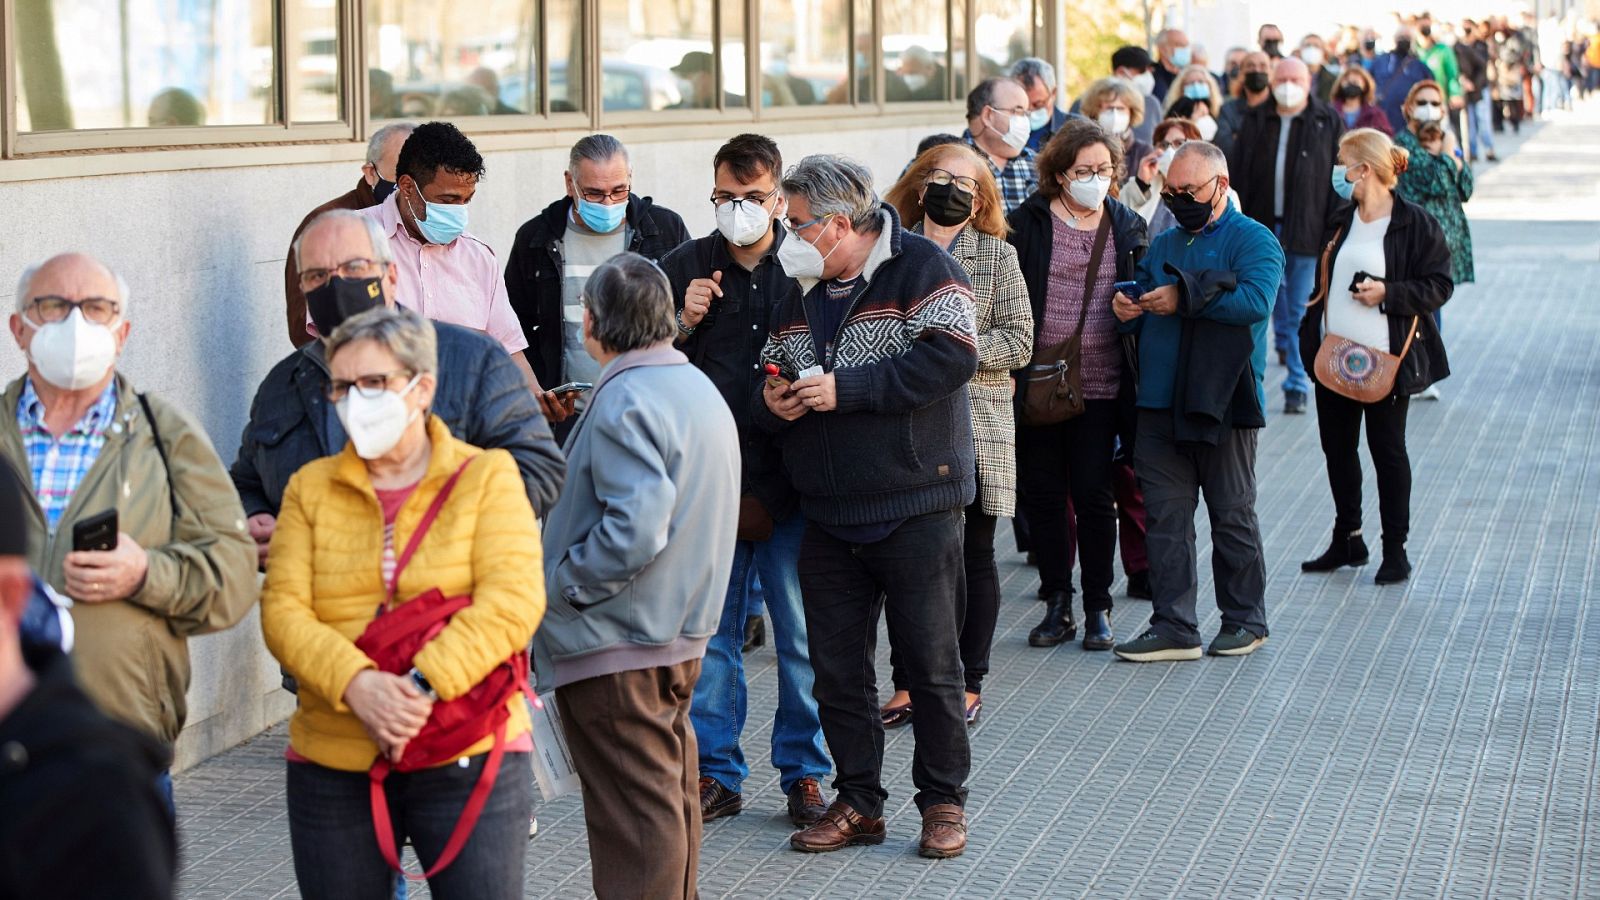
[0,374,258,749]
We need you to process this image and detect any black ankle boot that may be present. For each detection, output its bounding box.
[1081,609,1114,651]
[1301,530,1371,573]
[1028,591,1077,647]
[1375,542,1412,585]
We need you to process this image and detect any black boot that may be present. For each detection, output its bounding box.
[1081,609,1114,651]
[1028,590,1077,647]
[1375,541,1412,585]
[1301,530,1370,573]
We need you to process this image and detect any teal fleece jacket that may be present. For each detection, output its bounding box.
[1119,203,1284,412]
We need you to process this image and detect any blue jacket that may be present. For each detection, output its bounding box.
[535,345,740,690]
[230,321,566,517]
[1121,203,1283,413]
[1370,52,1435,136]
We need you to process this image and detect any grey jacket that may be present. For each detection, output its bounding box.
[534,345,740,690]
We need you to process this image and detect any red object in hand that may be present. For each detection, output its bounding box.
[764,364,780,377]
[764,363,789,388]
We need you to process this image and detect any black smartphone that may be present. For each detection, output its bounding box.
[550,382,594,395]
[1113,280,1144,300]
[1349,271,1376,293]
[72,509,118,552]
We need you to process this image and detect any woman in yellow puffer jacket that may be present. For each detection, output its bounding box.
[261,307,544,900]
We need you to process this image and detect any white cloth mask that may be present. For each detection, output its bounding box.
[1098,108,1132,136]
[994,110,1031,151]
[715,198,774,247]
[1273,82,1309,109]
[1131,71,1157,95]
[25,309,118,391]
[1067,175,1112,210]
[336,374,422,460]
[777,220,841,280]
[1157,147,1178,177]
[1194,114,1219,141]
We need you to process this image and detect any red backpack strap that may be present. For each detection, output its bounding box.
[386,456,479,606]
[369,719,510,881]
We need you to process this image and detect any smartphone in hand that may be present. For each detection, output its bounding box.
[550,382,594,395]
[1113,280,1144,301]
[73,509,118,552]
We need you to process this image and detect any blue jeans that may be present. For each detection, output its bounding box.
[1468,96,1495,157]
[691,513,829,795]
[1272,232,1315,397]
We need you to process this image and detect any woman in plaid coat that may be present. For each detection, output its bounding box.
[878,142,1034,728]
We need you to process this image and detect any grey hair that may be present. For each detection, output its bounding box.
[581,252,676,353]
[1173,140,1229,177]
[569,134,629,174]
[781,154,881,233]
[293,209,395,270]
[366,122,417,166]
[325,306,438,377]
[1010,57,1057,92]
[15,256,131,317]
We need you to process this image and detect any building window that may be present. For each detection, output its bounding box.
[760,0,848,107]
[366,0,539,118]
[974,0,1033,78]
[15,0,277,132]
[599,0,712,112]
[290,0,343,122]
[883,0,950,102]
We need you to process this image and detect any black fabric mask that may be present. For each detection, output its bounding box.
[1337,82,1364,100]
[1419,25,1432,38]
[1164,181,1220,233]
[1363,39,1378,52]
[922,182,974,228]
[373,177,398,204]
[1244,71,1271,93]
[306,275,385,337]
[1394,39,1412,57]
[1262,39,1282,57]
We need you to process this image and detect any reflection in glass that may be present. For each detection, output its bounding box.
[600,0,710,111]
[951,0,970,100]
[722,0,747,108]
[884,0,949,102]
[290,0,341,122]
[367,0,538,118]
[16,0,274,132]
[548,0,583,112]
[975,0,1033,79]
[760,0,846,107]
[851,0,876,102]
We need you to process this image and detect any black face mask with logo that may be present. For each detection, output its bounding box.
[306,276,386,337]
[922,182,974,228]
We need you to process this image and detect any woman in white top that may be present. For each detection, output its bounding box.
[1298,129,1454,587]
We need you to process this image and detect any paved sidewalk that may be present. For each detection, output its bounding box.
[175,104,1600,898]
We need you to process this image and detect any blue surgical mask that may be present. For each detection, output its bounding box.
[405,189,468,244]
[1028,106,1052,131]
[577,197,627,233]
[1171,46,1193,67]
[1183,82,1211,100]
[1331,164,1358,200]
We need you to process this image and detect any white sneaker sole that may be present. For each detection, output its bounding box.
[1114,645,1203,662]
[1209,636,1267,657]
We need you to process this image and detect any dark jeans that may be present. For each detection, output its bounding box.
[1134,410,1268,645]
[1018,399,1120,611]
[1315,386,1411,546]
[286,751,534,900]
[890,499,999,696]
[800,510,970,817]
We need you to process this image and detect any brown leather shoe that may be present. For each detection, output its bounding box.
[918,803,967,858]
[787,777,829,828]
[699,776,742,821]
[789,801,886,852]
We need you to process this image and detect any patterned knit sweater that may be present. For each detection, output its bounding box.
[754,204,980,527]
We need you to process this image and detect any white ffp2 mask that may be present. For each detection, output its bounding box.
[25,309,118,392]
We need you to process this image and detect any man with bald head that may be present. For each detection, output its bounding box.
[234,209,564,568]
[1227,55,1344,415]
[1111,142,1280,662]
[962,77,1039,215]
[2,252,258,802]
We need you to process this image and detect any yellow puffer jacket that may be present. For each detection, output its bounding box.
[261,416,544,772]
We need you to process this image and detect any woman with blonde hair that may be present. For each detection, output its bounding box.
[1298,129,1452,587]
[1161,65,1224,139]
[1079,77,1154,183]
[879,142,1033,727]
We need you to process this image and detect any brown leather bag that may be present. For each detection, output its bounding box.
[1020,213,1112,427]
[1307,228,1419,404]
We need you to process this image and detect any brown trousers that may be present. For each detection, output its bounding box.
[556,659,702,900]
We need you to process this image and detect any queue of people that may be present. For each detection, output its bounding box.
[0,13,1490,896]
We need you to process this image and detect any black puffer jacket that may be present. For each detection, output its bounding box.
[504,194,690,387]
[1298,192,1453,397]
[1228,97,1348,256]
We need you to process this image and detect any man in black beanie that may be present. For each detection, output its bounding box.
[0,468,177,898]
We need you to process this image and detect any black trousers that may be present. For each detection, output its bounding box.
[1017,399,1120,611]
[890,499,999,696]
[1315,385,1411,546]
[800,510,970,817]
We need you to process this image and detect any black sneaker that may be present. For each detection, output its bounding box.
[1284,390,1308,415]
[1113,629,1202,662]
[1207,627,1266,657]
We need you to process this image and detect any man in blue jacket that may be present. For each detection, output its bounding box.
[1111,142,1282,663]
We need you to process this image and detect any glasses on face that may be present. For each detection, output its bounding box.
[782,212,833,236]
[709,188,776,208]
[1156,138,1188,152]
[26,296,122,325]
[578,186,631,204]
[299,257,383,289]
[1413,99,1442,108]
[988,102,1028,118]
[326,370,414,402]
[925,168,978,193]
[1067,164,1118,183]
[1163,174,1220,204]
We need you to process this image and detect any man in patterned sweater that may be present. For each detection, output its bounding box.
[754,154,979,860]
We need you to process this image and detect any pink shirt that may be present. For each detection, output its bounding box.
[303,194,529,354]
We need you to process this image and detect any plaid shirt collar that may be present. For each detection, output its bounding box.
[962,132,1039,215]
[18,376,120,438]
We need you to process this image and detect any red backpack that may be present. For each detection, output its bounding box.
[352,457,534,880]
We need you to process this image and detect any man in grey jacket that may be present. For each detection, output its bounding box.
[535,252,740,900]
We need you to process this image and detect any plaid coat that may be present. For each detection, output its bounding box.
[942,226,1034,517]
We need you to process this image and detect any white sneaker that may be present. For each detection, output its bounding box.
[528,816,538,839]
[1416,385,1442,401]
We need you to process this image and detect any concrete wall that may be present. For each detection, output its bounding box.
[0,115,966,770]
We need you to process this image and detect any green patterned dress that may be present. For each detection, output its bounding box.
[1394,128,1476,284]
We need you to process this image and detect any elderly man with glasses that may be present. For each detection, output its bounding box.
[504,134,690,438]
[232,209,565,571]
[2,252,258,809]
[962,77,1040,215]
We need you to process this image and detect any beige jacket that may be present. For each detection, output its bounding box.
[0,374,257,749]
